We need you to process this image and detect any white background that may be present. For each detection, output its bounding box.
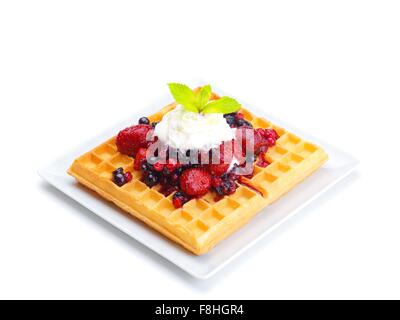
[1,0,399,300]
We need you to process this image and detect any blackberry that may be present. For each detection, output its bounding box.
[174,167,184,175]
[113,173,126,187]
[113,167,124,175]
[138,117,150,125]
[224,112,237,118]
[236,119,253,128]
[170,173,180,185]
[214,186,224,196]
[224,114,236,126]
[141,161,150,172]
[144,172,159,187]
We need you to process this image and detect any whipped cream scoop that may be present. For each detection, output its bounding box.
[154,105,235,151]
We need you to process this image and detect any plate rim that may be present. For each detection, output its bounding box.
[38,82,359,279]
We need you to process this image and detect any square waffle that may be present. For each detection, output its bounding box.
[68,96,328,255]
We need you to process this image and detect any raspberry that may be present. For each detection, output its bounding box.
[267,137,276,147]
[134,148,147,170]
[256,153,270,168]
[236,127,268,155]
[207,163,230,176]
[172,191,189,208]
[162,185,179,197]
[265,128,279,140]
[124,172,133,182]
[166,159,180,172]
[211,177,223,188]
[116,124,152,157]
[153,161,164,172]
[179,168,212,196]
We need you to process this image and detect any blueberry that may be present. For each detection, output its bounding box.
[151,122,159,128]
[236,119,253,128]
[138,117,150,125]
[224,112,237,118]
[144,172,159,187]
[224,114,236,126]
[174,191,188,202]
[215,186,224,196]
[113,167,124,175]
[141,162,150,172]
[113,173,126,187]
[174,167,184,175]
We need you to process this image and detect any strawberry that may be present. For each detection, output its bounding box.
[179,168,212,196]
[206,142,235,176]
[133,147,147,170]
[116,124,152,157]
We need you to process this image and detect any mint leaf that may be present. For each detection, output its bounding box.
[202,97,241,114]
[168,83,198,112]
[197,85,212,110]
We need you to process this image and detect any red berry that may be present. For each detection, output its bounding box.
[236,112,244,120]
[265,128,279,140]
[116,124,152,157]
[134,148,147,170]
[173,196,184,208]
[172,191,189,208]
[256,153,270,168]
[207,143,233,176]
[180,168,212,196]
[236,127,268,155]
[153,161,164,172]
[212,177,223,188]
[207,163,230,176]
[166,159,179,172]
[267,137,276,147]
[124,172,133,182]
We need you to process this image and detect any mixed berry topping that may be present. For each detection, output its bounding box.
[114,112,279,208]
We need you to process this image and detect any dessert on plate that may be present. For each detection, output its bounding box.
[68,84,328,255]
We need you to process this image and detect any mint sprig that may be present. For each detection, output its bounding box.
[167,83,241,114]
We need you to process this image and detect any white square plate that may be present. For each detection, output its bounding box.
[39,84,358,279]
